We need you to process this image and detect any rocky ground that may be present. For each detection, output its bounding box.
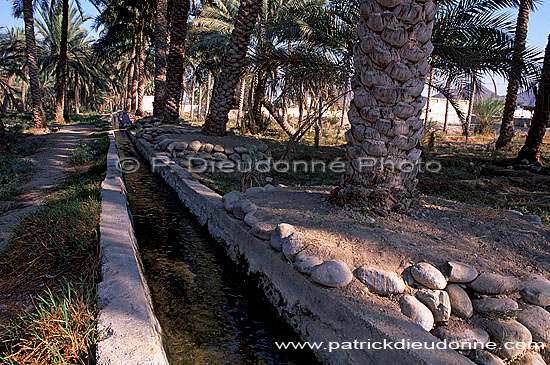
[225,185,550,365]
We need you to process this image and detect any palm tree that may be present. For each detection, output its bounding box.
[37,2,109,114]
[329,0,436,215]
[473,96,505,135]
[135,27,146,116]
[21,0,47,129]
[163,0,191,123]
[496,0,533,149]
[202,0,262,135]
[152,0,168,117]
[95,0,155,113]
[0,28,26,113]
[518,35,550,163]
[54,0,69,124]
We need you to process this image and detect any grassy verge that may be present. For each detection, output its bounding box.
[0,133,109,364]
[0,113,109,201]
[418,134,550,225]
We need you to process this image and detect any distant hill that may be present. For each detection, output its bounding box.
[433,85,536,107]
[516,90,536,107]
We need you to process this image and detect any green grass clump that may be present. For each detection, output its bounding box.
[0,282,99,365]
[70,137,110,166]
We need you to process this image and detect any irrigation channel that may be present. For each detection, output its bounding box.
[115,131,319,364]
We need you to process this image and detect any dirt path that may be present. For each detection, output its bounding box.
[0,124,96,251]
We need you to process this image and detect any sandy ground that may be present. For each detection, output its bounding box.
[0,124,96,252]
[248,186,550,281]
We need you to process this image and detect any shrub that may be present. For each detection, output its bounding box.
[473,97,505,135]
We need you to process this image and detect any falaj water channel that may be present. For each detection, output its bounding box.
[115,131,318,364]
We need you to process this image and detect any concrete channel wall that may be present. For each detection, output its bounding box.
[128,131,473,365]
[96,132,169,365]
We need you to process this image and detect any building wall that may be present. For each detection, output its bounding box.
[423,97,469,132]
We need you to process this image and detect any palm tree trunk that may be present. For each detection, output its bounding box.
[196,81,202,119]
[496,0,532,149]
[518,35,550,163]
[298,84,304,127]
[237,77,245,127]
[125,40,137,110]
[163,0,191,123]
[205,71,212,117]
[75,74,80,114]
[153,0,169,117]
[22,0,47,129]
[21,78,26,111]
[465,75,476,139]
[314,92,322,148]
[124,72,130,110]
[282,92,288,125]
[203,0,262,135]
[131,51,139,113]
[330,0,436,215]
[180,85,188,115]
[136,31,146,117]
[340,93,348,128]
[263,98,296,136]
[443,77,452,133]
[251,71,267,131]
[54,0,69,124]
[189,74,195,118]
[424,69,433,126]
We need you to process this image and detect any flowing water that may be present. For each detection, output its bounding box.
[115,132,318,365]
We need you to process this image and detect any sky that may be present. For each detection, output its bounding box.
[1,0,549,95]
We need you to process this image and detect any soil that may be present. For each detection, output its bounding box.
[0,124,96,252]
[248,186,550,280]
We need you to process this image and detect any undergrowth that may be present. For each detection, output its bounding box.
[0,156,33,200]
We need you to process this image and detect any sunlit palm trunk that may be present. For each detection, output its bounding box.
[518,35,550,163]
[189,74,195,118]
[54,0,69,124]
[163,0,191,123]
[196,81,202,119]
[153,0,169,117]
[496,0,532,149]
[136,31,146,117]
[21,79,26,111]
[205,71,212,117]
[130,52,139,112]
[203,0,262,136]
[237,77,245,127]
[424,69,433,125]
[443,76,452,133]
[330,0,437,215]
[125,39,137,111]
[22,0,47,129]
[464,75,476,139]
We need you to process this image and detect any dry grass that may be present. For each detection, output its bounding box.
[0,283,98,365]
